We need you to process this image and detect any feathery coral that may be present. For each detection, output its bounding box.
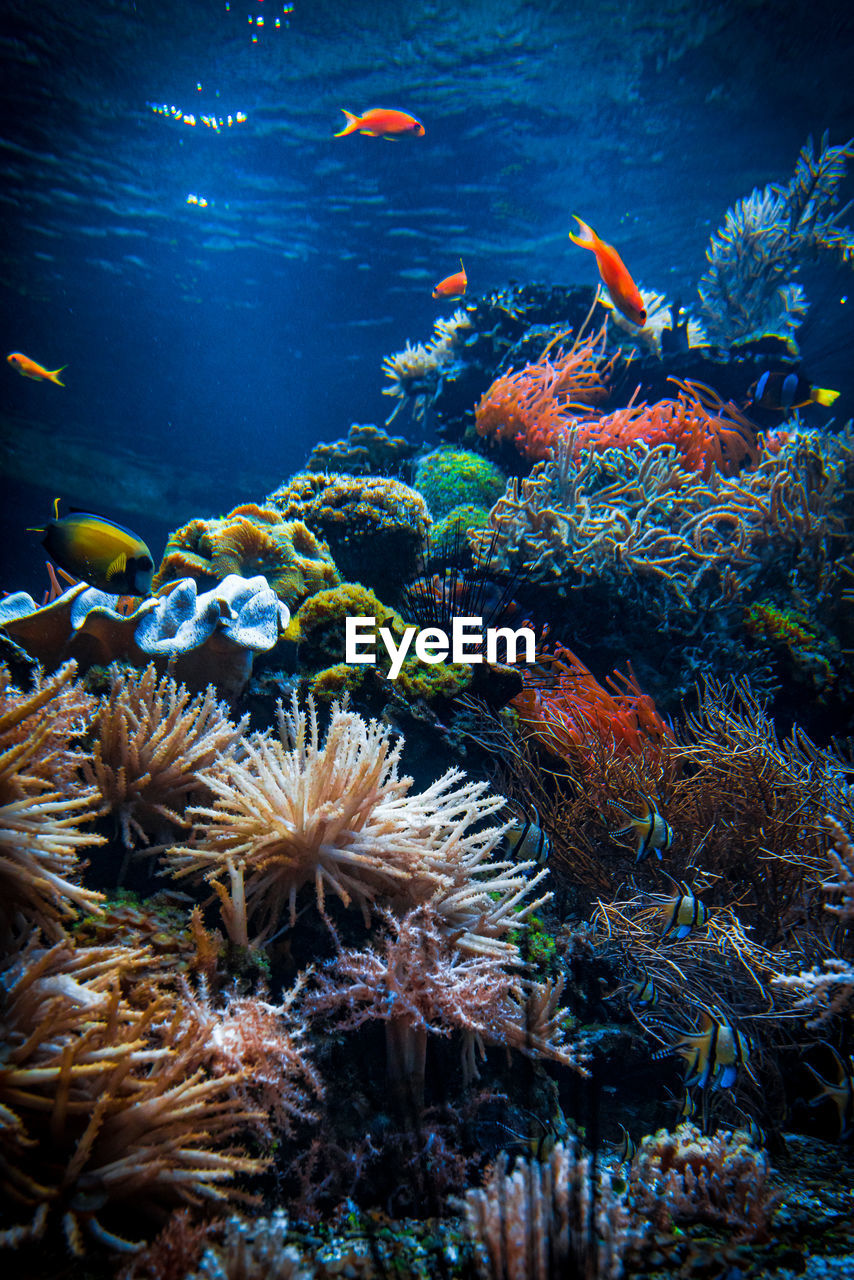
[82,664,248,848]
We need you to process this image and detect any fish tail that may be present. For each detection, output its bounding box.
[49,366,67,386]
[568,215,598,251]
[334,109,361,138]
[812,386,840,406]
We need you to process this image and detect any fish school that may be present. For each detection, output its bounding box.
[345,616,536,679]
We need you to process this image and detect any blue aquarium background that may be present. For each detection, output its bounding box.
[2,2,854,1277]
[2,0,854,588]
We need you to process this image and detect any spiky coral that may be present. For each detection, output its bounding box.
[82,664,248,848]
[0,942,267,1254]
[166,694,547,951]
[463,1137,644,1280]
[0,661,104,941]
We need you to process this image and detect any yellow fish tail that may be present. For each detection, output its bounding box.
[49,366,67,386]
[568,214,598,251]
[813,386,840,407]
[334,109,361,138]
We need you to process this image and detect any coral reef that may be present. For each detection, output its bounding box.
[152,505,340,606]
[266,473,430,593]
[381,309,472,426]
[81,663,247,847]
[699,134,854,348]
[413,448,506,519]
[0,574,290,698]
[304,422,416,476]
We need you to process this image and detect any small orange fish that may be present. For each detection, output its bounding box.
[432,259,467,300]
[334,107,426,140]
[7,352,66,386]
[568,216,646,327]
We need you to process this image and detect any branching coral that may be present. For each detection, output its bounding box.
[474,320,620,461]
[699,134,854,347]
[175,975,323,1140]
[629,1123,780,1241]
[463,1138,644,1280]
[152,505,340,606]
[0,942,267,1254]
[471,427,849,616]
[381,308,472,426]
[511,644,671,764]
[82,664,247,848]
[165,694,547,951]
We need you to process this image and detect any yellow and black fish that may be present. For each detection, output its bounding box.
[656,1006,752,1091]
[609,794,674,864]
[629,968,659,1009]
[806,1046,853,1138]
[616,1123,638,1163]
[659,881,709,940]
[747,370,839,411]
[29,500,155,597]
[502,806,551,865]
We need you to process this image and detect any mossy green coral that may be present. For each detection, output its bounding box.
[414,448,506,519]
[431,503,491,556]
[294,581,472,704]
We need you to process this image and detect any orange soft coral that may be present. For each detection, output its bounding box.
[475,322,618,461]
[512,644,671,763]
[575,379,762,480]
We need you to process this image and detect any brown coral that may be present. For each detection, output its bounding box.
[152,504,340,605]
[0,941,267,1254]
[266,473,430,591]
[82,664,248,848]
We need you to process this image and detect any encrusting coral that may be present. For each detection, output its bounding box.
[304,422,416,476]
[81,663,248,848]
[152,504,340,606]
[266,472,430,592]
[413,448,506,519]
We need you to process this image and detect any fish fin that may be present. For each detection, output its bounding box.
[382,135,399,141]
[333,109,360,138]
[25,526,46,534]
[609,823,634,840]
[50,366,67,386]
[568,214,597,249]
[813,386,840,406]
[106,553,127,581]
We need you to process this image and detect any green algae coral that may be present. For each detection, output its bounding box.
[413,448,506,519]
[745,601,838,693]
[152,504,340,606]
[293,582,472,704]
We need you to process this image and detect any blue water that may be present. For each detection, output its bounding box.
[2,0,854,592]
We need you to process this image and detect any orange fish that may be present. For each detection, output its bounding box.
[7,352,66,386]
[334,107,426,140]
[568,216,646,327]
[432,259,467,300]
